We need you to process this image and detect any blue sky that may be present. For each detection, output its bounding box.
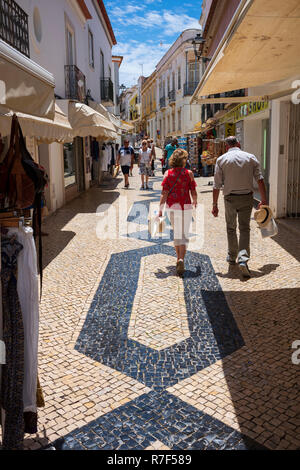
[105,0,203,88]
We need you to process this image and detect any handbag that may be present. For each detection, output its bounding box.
[0,115,35,209]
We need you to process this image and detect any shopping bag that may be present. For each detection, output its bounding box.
[259,218,278,238]
[113,164,120,178]
[148,215,166,238]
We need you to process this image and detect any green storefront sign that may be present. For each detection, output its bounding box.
[220,101,269,124]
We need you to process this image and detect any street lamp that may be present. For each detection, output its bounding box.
[192,33,206,61]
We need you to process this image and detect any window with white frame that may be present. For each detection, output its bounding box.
[66,25,75,65]
[88,29,94,68]
[188,62,200,84]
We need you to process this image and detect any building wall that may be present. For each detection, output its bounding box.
[206,0,240,58]
[16,0,117,212]
[17,0,113,102]
[269,100,290,218]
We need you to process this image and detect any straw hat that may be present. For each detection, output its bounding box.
[254,205,273,227]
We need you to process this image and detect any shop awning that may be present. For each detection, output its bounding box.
[195,89,295,104]
[191,0,300,102]
[0,39,55,119]
[58,100,117,139]
[88,100,122,134]
[121,120,134,132]
[0,103,73,143]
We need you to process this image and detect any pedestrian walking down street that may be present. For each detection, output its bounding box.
[212,136,268,278]
[116,139,135,189]
[139,140,153,190]
[159,149,197,276]
[148,139,156,176]
[163,138,179,174]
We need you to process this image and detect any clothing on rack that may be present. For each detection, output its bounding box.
[0,235,24,450]
[101,145,110,172]
[8,226,39,416]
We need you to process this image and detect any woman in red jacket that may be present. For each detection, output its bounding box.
[158,149,197,276]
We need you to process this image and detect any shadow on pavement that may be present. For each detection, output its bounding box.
[216,263,280,280]
[272,223,300,262]
[219,287,300,450]
[42,185,121,269]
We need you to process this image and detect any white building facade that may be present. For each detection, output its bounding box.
[16,0,119,212]
[155,29,202,146]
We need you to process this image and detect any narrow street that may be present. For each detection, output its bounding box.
[17,150,300,451]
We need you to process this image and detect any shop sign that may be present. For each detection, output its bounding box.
[225,123,236,137]
[220,101,269,124]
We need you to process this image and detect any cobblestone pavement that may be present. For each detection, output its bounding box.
[5,151,299,450]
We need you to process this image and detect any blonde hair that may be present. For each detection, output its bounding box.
[169,148,188,168]
[142,139,147,146]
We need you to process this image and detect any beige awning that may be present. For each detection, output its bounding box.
[195,89,295,104]
[0,39,55,118]
[58,100,117,139]
[121,120,134,132]
[88,100,121,134]
[0,103,73,143]
[192,0,300,102]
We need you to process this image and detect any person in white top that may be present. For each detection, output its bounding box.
[138,140,153,190]
[147,139,156,176]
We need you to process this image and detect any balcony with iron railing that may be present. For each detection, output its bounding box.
[100,77,114,105]
[65,65,86,102]
[183,82,199,97]
[168,90,176,104]
[160,96,166,109]
[0,0,30,57]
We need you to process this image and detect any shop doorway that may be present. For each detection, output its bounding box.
[287,103,300,218]
[75,137,85,192]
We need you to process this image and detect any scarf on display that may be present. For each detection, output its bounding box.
[0,235,24,450]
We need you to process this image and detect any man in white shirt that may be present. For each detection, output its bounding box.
[116,139,135,189]
[212,136,267,277]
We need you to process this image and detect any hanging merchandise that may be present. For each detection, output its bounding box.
[0,216,43,449]
[0,115,48,295]
[0,117,45,449]
[8,226,39,432]
[1,234,25,450]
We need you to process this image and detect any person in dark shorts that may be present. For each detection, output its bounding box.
[116,139,134,188]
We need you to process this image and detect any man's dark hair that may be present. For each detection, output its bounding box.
[172,138,178,146]
[225,136,239,147]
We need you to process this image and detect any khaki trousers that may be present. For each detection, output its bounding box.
[224,194,254,262]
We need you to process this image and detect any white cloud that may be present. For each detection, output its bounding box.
[110,8,200,37]
[113,40,172,87]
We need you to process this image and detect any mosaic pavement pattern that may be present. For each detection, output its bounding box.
[3,155,299,450]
